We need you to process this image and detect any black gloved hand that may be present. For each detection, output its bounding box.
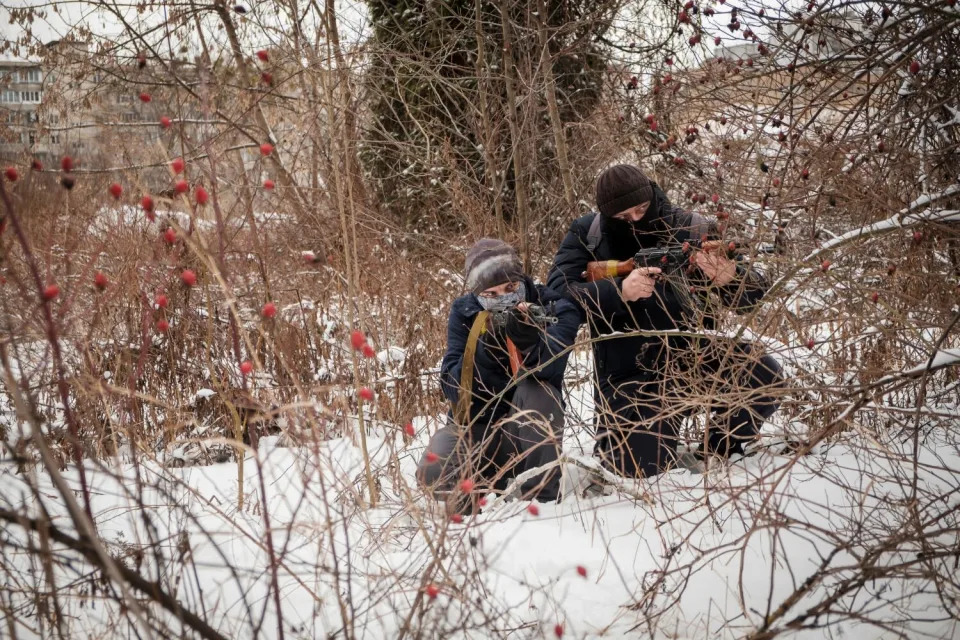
[503,308,541,352]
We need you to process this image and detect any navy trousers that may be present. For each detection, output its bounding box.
[417,379,564,504]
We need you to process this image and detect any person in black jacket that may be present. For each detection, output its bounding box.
[547,164,783,478]
[417,239,582,507]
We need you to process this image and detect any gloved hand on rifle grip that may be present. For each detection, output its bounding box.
[503,308,541,352]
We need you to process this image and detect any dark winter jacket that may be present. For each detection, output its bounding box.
[439,276,581,433]
[546,182,768,383]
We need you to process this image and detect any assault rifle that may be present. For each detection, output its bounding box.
[582,240,776,283]
[488,303,558,334]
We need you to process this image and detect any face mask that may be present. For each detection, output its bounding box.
[606,201,660,235]
[477,281,526,312]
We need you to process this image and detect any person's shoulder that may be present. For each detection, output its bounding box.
[553,297,582,318]
[532,284,582,318]
[532,283,559,304]
[450,293,481,319]
[568,212,597,235]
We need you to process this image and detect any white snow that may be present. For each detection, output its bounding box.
[2,347,958,639]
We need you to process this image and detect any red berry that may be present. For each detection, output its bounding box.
[109,183,123,199]
[576,565,587,577]
[711,193,719,203]
[61,156,73,172]
[350,330,367,350]
[425,584,439,599]
[820,259,831,272]
[263,178,275,190]
[156,319,170,333]
[806,338,815,349]
[171,157,185,174]
[139,92,151,103]
[450,514,463,524]
[4,166,17,182]
[478,497,488,507]
[358,387,374,401]
[361,343,376,358]
[256,50,269,62]
[909,60,920,75]
[426,452,439,463]
[715,36,722,46]
[913,231,923,242]
[240,360,253,375]
[31,159,43,171]
[195,186,209,205]
[663,73,672,84]
[260,143,274,156]
[94,271,108,291]
[527,504,540,516]
[181,269,197,287]
[160,116,172,128]
[174,179,189,194]
[554,623,564,638]
[163,228,177,244]
[404,422,415,437]
[870,292,879,303]
[261,72,274,86]
[141,195,155,213]
[137,52,147,68]
[262,302,277,318]
[887,264,897,276]
[155,294,168,309]
[772,177,781,187]
[43,284,60,301]
[460,479,474,492]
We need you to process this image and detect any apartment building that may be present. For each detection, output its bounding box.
[0,39,168,171]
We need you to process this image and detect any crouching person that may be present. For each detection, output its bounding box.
[417,239,581,512]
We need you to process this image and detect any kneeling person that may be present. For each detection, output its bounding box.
[417,239,581,508]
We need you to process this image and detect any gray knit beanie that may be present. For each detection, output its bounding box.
[464,238,523,293]
[595,164,655,217]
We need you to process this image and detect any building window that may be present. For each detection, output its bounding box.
[19,69,42,83]
[50,134,60,144]
[0,90,17,103]
[20,91,41,103]
[117,93,133,104]
[122,111,137,122]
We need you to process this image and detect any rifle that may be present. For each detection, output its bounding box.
[488,304,558,375]
[488,303,558,334]
[582,240,776,282]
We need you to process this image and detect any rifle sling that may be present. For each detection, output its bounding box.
[455,310,521,426]
[455,310,489,426]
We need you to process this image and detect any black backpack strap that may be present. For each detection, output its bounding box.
[586,212,603,252]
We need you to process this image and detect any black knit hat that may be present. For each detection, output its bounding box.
[464,238,523,293]
[595,164,655,217]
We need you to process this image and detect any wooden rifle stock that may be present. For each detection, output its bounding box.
[581,259,637,282]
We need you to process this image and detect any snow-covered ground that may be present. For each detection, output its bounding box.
[3,349,958,639]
